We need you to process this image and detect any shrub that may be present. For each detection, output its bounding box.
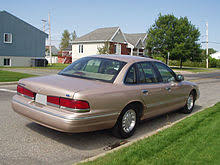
[153,56,220,68]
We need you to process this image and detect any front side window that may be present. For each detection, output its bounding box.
[59,57,126,83]
[154,62,176,83]
[137,62,157,83]
[4,58,11,66]
[124,65,137,84]
[4,33,12,43]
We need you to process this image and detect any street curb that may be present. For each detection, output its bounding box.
[75,103,216,165]
[0,81,18,86]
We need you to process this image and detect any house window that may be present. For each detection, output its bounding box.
[79,45,83,53]
[4,58,11,66]
[4,33,12,43]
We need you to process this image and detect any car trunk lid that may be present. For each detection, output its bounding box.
[18,74,111,98]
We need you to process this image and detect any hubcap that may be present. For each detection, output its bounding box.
[122,109,136,133]
[187,94,194,110]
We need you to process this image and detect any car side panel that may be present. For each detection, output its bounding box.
[73,85,145,122]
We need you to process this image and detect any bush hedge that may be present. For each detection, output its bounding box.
[152,56,220,68]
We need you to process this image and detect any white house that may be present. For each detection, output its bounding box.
[210,51,220,59]
[71,27,128,61]
[124,33,147,56]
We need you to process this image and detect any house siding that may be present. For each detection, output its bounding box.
[72,43,105,61]
[109,42,128,55]
[0,11,47,66]
[0,56,44,67]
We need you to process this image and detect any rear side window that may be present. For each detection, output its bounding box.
[124,65,137,84]
[137,62,157,83]
[154,62,176,83]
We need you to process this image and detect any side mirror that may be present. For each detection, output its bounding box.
[176,74,184,82]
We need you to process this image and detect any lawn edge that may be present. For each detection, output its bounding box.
[76,103,217,165]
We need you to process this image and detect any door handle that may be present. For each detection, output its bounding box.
[165,87,171,91]
[171,83,176,87]
[142,89,149,95]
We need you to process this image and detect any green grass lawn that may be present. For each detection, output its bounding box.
[81,102,220,165]
[171,66,220,73]
[0,63,69,70]
[0,70,36,82]
[44,63,70,70]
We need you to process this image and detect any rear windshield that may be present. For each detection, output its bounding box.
[59,57,126,83]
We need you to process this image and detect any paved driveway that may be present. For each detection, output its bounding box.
[0,71,220,165]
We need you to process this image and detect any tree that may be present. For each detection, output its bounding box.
[193,48,217,62]
[60,30,70,50]
[97,42,110,54]
[146,14,201,68]
[71,30,77,41]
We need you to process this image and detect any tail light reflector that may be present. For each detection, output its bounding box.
[17,85,35,99]
[47,96,59,107]
[60,98,90,110]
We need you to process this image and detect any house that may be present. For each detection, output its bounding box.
[71,27,128,61]
[45,45,59,56]
[45,45,59,63]
[0,11,48,66]
[58,44,72,64]
[124,33,147,56]
[210,52,220,60]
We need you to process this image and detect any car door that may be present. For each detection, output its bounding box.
[136,62,170,119]
[153,62,185,112]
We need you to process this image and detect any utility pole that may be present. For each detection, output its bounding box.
[41,19,47,32]
[48,12,52,64]
[206,22,209,68]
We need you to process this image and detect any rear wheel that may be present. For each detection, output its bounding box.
[182,91,195,114]
[113,105,139,139]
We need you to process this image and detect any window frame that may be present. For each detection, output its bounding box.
[124,64,138,85]
[79,44,83,53]
[4,33,12,43]
[3,58,11,66]
[152,61,177,83]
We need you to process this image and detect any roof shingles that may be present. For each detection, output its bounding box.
[73,27,119,43]
[124,33,147,46]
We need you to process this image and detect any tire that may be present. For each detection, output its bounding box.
[182,91,195,114]
[112,105,139,139]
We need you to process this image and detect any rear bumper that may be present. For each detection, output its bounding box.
[11,95,119,133]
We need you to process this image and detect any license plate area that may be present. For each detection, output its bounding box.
[35,94,47,105]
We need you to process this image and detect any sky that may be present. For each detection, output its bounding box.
[1,0,220,51]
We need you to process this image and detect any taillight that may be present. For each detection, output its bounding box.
[60,98,90,111]
[47,96,59,107]
[17,85,35,99]
[46,96,90,112]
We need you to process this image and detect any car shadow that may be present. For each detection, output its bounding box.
[26,104,203,151]
[26,122,119,151]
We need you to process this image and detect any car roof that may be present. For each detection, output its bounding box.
[88,54,161,63]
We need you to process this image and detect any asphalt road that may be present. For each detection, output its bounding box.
[0,71,220,165]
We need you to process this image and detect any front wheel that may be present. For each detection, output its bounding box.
[182,91,195,114]
[112,105,139,139]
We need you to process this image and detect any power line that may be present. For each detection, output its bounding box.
[201,41,220,44]
[209,41,220,44]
